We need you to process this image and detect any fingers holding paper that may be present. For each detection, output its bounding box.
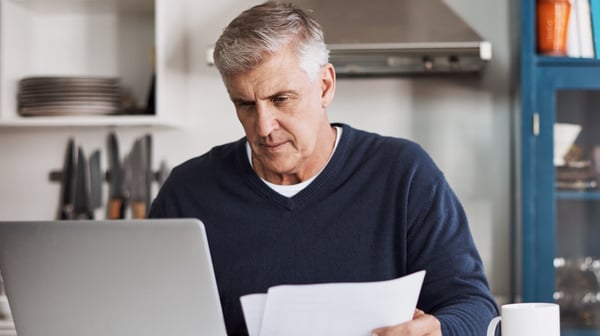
[371,309,442,336]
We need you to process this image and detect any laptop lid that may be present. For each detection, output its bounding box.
[0,218,227,336]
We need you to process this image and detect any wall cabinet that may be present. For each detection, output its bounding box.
[0,0,186,128]
[521,1,600,335]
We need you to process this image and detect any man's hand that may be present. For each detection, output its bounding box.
[371,309,442,336]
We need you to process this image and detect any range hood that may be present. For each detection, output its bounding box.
[292,0,492,76]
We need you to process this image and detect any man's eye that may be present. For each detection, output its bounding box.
[236,101,255,109]
[272,96,288,104]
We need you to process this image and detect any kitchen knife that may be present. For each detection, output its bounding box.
[143,133,153,212]
[129,138,148,219]
[122,153,132,218]
[157,160,170,186]
[106,132,125,219]
[88,149,102,217]
[72,146,93,219]
[58,138,76,219]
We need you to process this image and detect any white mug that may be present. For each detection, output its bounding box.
[486,302,560,336]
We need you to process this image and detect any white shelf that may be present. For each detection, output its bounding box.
[0,114,180,128]
[0,0,186,129]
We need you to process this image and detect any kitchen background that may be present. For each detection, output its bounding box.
[0,0,518,305]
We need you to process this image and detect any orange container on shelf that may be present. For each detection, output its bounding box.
[537,0,571,56]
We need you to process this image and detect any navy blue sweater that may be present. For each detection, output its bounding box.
[149,123,498,335]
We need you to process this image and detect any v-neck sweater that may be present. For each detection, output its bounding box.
[149,123,498,336]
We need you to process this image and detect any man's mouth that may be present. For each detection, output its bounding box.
[263,142,286,151]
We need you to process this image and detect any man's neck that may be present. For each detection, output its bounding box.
[252,125,338,185]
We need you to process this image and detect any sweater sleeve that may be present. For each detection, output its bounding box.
[403,149,499,335]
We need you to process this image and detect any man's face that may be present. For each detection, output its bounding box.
[223,46,336,184]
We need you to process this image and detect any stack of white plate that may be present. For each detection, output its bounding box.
[17,76,122,117]
[0,296,14,336]
[0,320,15,336]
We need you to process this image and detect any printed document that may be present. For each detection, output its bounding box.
[240,270,426,336]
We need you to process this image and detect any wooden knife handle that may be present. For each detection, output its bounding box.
[107,199,125,219]
[132,201,147,219]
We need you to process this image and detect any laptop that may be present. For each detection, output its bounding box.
[0,218,228,336]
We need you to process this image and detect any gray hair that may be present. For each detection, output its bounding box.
[213,1,329,80]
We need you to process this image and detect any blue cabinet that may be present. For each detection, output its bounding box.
[521,1,600,335]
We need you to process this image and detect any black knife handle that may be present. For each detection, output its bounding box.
[59,208,73,220]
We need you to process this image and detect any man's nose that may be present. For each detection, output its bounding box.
[255,103,278,137]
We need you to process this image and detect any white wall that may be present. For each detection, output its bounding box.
[0,0,517,302]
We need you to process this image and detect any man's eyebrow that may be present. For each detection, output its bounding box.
[230,90,297,104]
[231,97,254,105]
[266,90,296,99]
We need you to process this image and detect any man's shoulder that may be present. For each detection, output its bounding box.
[339,123,427,159]
[336,124,440,182]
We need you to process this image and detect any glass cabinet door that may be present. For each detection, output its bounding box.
[554,90,600,334]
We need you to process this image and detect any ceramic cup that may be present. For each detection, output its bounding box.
[486,302,560,336]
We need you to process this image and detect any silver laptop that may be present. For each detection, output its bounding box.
[0,219,227,336]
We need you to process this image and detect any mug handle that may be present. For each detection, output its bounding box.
[486,316,501,336]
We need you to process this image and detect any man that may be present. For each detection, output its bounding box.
[149,1,498,335]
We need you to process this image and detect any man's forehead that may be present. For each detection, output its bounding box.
[223,46,309,98]
[225,73,299,101]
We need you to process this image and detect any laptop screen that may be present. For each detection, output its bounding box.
[0,219,227,336]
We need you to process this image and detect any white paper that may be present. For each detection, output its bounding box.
[240,293,267,336]
[240,270,425,336]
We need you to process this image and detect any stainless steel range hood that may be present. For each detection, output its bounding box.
[293,0,492,76]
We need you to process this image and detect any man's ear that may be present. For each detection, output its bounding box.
[320,63,336,109]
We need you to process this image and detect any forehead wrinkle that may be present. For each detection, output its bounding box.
[225,46,307,103]
[230,73,289,102]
